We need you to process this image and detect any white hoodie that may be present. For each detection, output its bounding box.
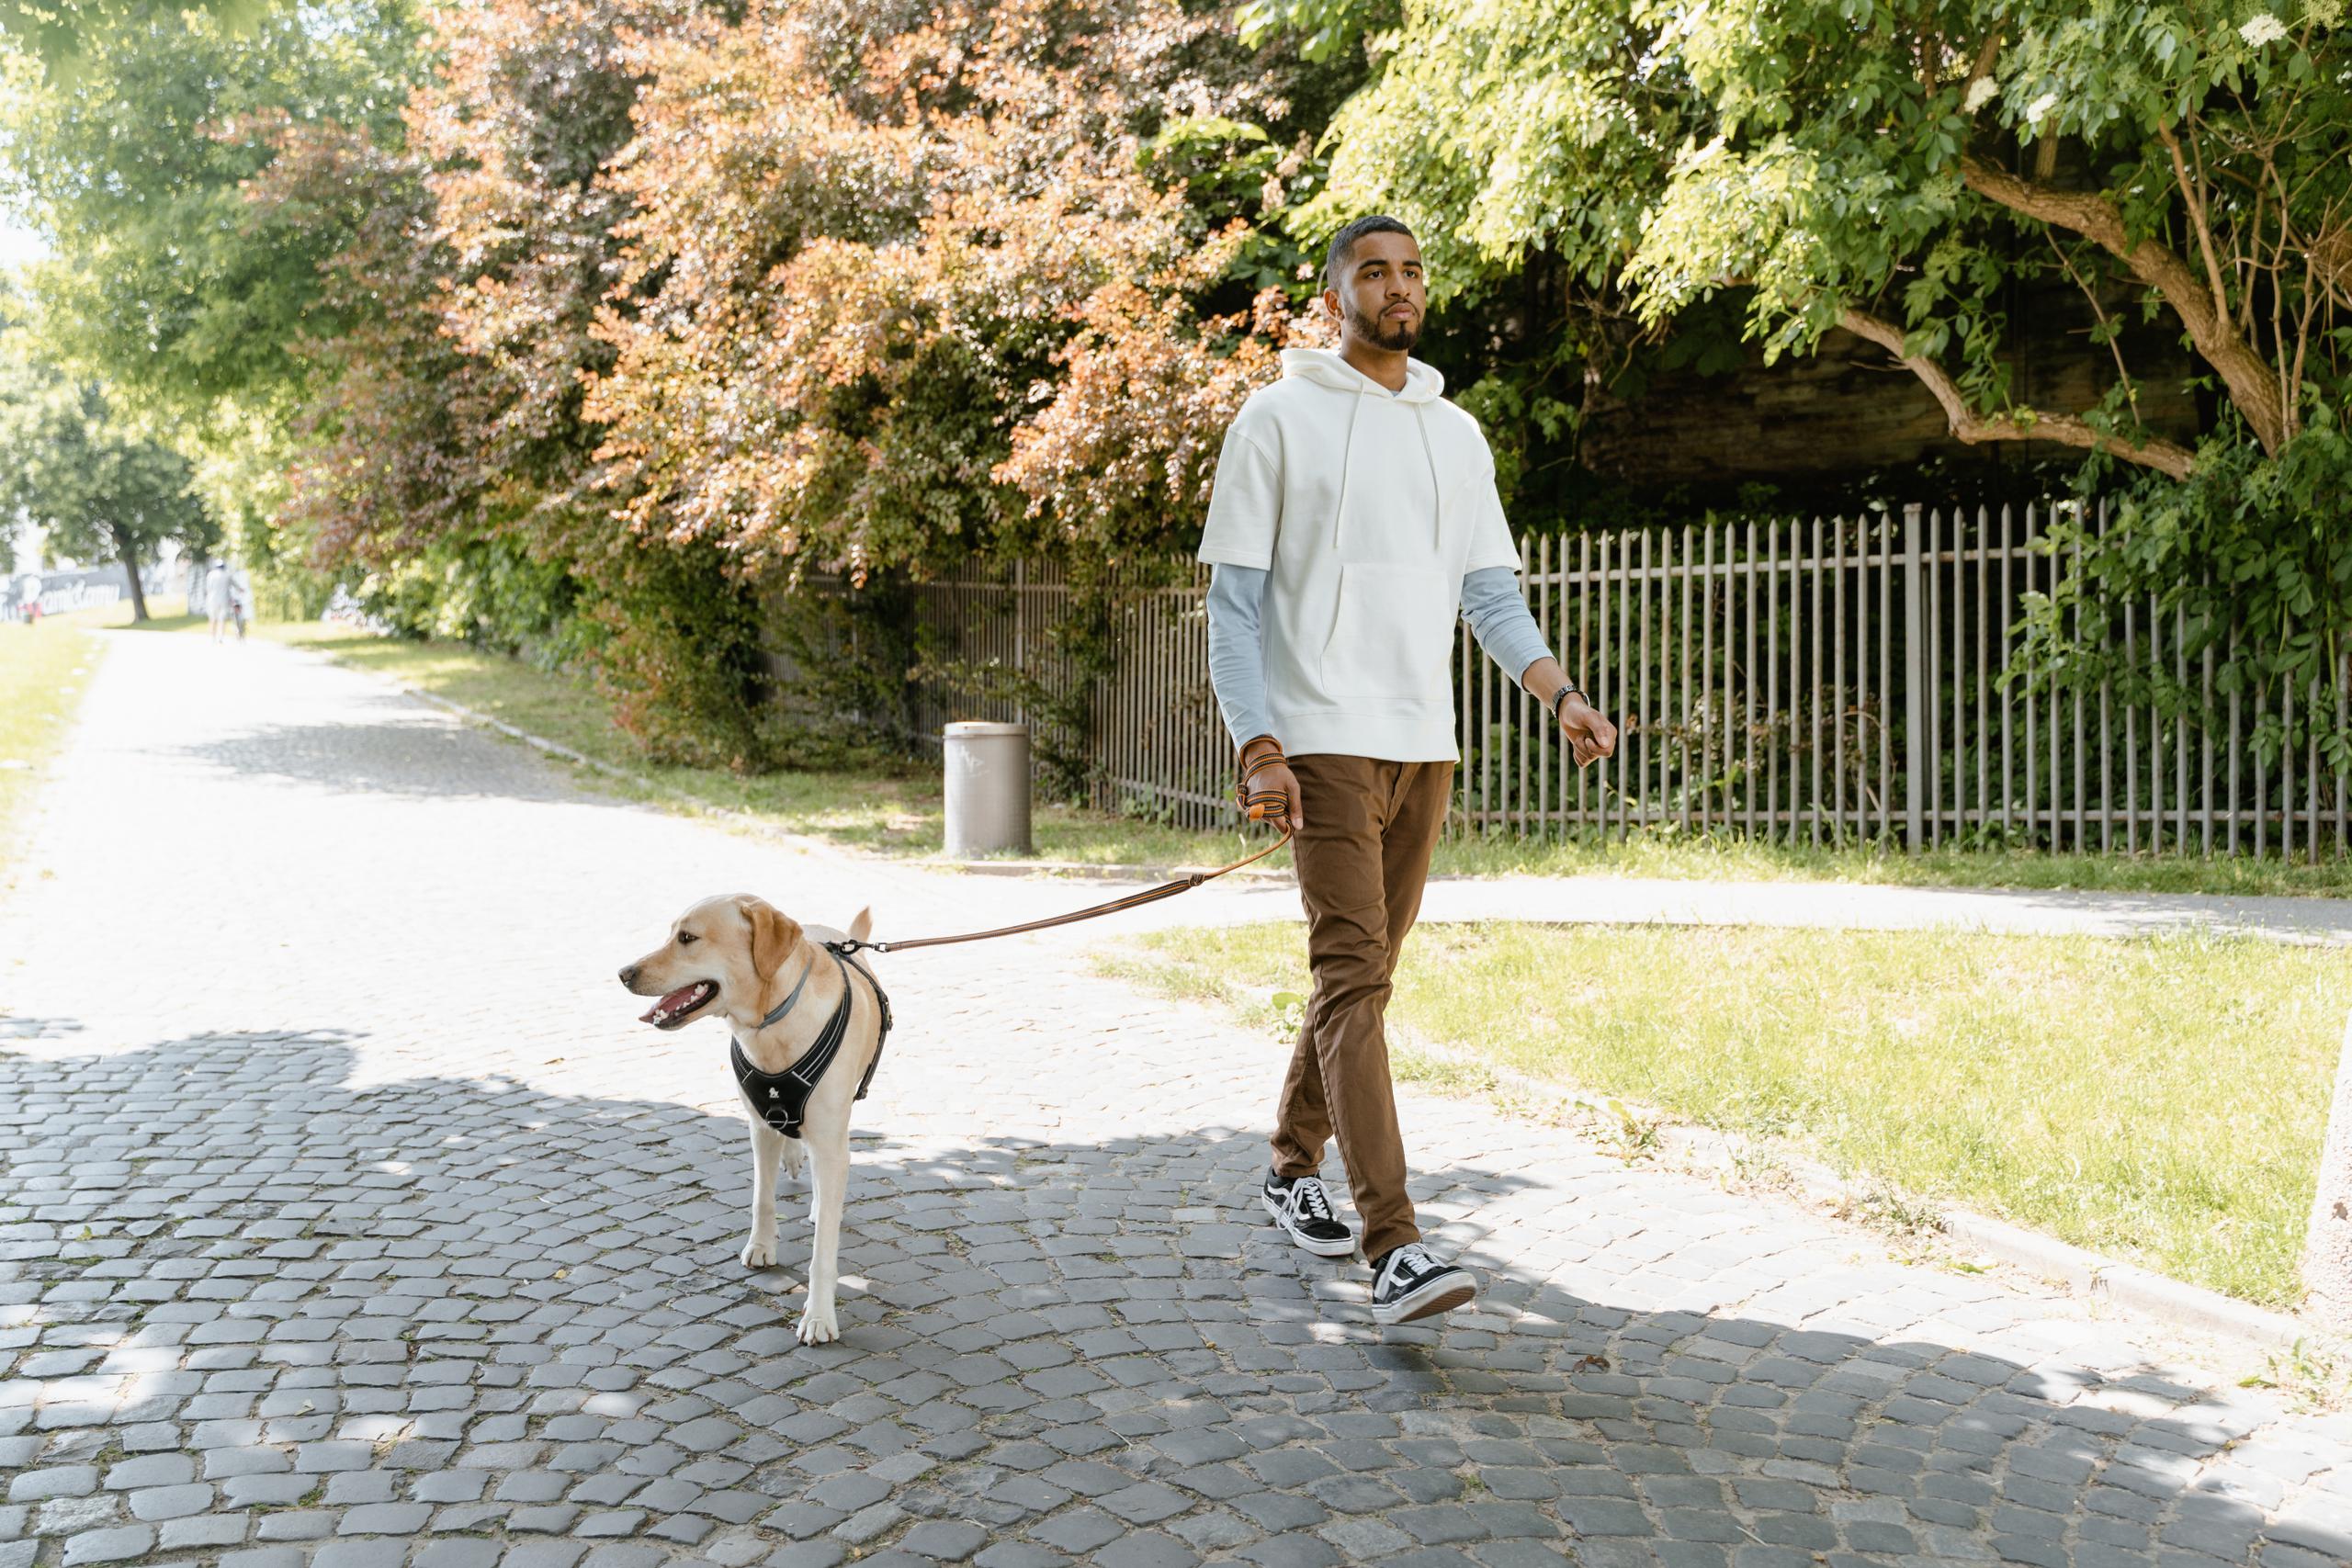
[1195,346,1521,761]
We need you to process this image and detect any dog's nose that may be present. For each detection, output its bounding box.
[618,964,639,988]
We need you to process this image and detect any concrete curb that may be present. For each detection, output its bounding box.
[351,650,2334,1360]
[1936,1209,2312,1351]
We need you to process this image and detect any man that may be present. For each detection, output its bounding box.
[1198,215,1619,1325]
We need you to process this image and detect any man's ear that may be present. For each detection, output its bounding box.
[737,896,803,981]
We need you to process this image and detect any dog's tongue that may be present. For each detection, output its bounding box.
[640,983,705,1024]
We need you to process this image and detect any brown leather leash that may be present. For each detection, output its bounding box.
[831,751,1299,957]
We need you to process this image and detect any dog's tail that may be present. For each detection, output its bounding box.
[848,906,873,942]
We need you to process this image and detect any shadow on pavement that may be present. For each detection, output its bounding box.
[0,1030,2343,1567]
[169,705,613,807]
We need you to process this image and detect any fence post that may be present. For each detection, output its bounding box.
[1903,502,1926,851]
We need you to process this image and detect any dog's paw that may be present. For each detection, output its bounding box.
[780,1141,806,1185]
[795,1298,840,1345]
[740,1235,777,1269]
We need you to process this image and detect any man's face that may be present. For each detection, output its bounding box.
[1326,231,1425,353]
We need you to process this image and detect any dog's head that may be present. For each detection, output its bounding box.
[617,893,803,1031]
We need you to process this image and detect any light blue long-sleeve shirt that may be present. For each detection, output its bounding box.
[1204,564,1555,751]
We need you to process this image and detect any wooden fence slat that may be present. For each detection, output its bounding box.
[1538,531,1553,840]
[1766,518,1781,842]
[2148,583,2163,852]
[2024,505,2041,847]
[1809,515,1823,844]
[1579,532,1593,832]
[1883,509,1896,841]
[2177,599,2190,851]
[1999,504,2014,843]
[1747,518,1759,841]
[1639,526,1654,834]
[1679,524,1693,836]
[2309,668,2321,863]
[1834,514,1848,842]
[1928,505,1943,847]
[2098,499,2114,853]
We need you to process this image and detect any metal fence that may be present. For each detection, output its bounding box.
[858,501,2351,856]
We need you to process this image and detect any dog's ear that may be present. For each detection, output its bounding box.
[737,896,803,981]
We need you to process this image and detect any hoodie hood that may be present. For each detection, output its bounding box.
[1280,346,1445,403]
[1277,346,1449,553]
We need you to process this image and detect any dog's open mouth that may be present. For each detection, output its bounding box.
[640,980,718,1030]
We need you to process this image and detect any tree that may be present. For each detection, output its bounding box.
[0,0,268,73]
[0,2,423,420]
[585,0,1304,579]
[1300,1,2352,480]
[0,361,214,622]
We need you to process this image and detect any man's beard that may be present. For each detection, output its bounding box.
[1347,300,1420,352]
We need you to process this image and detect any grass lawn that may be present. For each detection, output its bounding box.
[256,619,2352,897]
[1096,921,2348,1308]
[0,608,124,880]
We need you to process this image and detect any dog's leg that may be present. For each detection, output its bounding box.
[797,1122,852,1345]
[741,1112,786,1269]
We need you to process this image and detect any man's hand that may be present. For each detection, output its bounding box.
[1238,737,1304,831]
[1557,695,1618,767]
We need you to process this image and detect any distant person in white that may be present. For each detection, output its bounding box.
[204,560,230,640]
[205,560,252,641]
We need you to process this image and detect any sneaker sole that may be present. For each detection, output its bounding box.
[1259,1189,1360,1258]
[1370,1274,1476,1326]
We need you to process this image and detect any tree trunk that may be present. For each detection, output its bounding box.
[106,520,151,623]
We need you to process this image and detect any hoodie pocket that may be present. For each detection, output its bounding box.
[1318,563,1454,702]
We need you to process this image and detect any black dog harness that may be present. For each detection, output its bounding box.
[729,942,892,1138]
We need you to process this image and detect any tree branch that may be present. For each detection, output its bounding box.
[1961,152,2286,452]
[1960,31,2001,99]
[1838,305,2195,479]
[2044,230,2141,428]
[2157,120,2233,326]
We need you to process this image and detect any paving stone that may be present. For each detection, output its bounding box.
[10,1465,97,1502]
[902,1520,989,1562]
[62,1528,156,1566]
[104,1454,195,1490]
[414,1543,503,1568]
[1092,1533,1198,1568]
[2,628,2349,1568]
[1238,1536,1340,1568]
[314,1544,413,1568]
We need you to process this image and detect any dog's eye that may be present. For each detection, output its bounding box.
[676,931,697,946]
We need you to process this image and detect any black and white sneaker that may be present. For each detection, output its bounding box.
[1368,1242,1476,1325]
[1261,1168,1358,1258]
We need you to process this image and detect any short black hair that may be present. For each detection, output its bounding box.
[1324,215,1417,293]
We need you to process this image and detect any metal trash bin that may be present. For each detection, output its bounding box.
[943,720,1033,857]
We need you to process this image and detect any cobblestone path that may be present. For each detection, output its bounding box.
[3,632,2350,1568]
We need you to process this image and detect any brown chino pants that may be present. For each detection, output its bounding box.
[1270,752,1453,1263]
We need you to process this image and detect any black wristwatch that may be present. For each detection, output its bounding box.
[1548,682,1585,721]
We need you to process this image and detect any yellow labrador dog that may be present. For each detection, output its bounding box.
[617,894,888,1345]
